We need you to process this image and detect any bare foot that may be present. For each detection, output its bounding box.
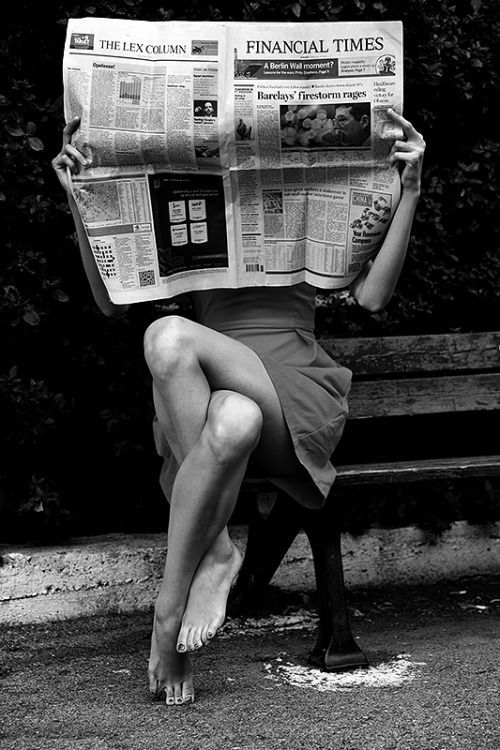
[149,611,194,705]
[176,538,242,652]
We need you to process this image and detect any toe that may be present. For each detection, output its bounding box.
[186,628,197,652]
[150,677,164,698]
[176,626,187,653]
[207,619,220,640]
[192,627,202,650]
[165,685,175,706]
[200,625,209,646]
[174,683,183,705]
[149,673,159,695]
[182,678,195,704]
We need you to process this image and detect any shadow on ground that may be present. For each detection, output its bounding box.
[1,576,499,750]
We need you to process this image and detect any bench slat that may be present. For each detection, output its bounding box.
[336,455,500,485]
[321,332,500,375]
[348,373,500,418]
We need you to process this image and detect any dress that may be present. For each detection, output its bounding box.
[153,282,352,509]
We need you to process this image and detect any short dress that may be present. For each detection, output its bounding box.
[153,282,352,509]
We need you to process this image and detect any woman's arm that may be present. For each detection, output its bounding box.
[52,117,130,317]
[350,109,426,312]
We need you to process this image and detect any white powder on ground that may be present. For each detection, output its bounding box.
[264,654,426,691]
[222,610,425,691]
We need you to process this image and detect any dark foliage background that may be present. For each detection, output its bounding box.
[1,0,499,541]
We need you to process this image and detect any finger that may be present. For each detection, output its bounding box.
[391,140,425,160]
[387,108,419,139]
[64,143,88,167]
[391,140,415,153]
[391,133,425,154]
[390,151,421,167]
[53,153,80,174]
[62,116,81,146]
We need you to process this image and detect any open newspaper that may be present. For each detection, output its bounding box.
[64,18,403,303]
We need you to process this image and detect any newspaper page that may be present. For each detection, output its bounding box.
[229,22,403,289]
[63,18,403,303]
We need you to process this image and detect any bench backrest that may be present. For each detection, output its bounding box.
[320,332,500,420]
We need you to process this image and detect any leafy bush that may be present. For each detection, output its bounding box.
[1,0,499,539]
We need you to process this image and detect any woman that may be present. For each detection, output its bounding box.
[52,108,425,706]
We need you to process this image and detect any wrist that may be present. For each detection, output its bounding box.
[400,185,421,202]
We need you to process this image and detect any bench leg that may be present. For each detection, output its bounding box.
[233,490,302,611]
[303,506,369,672]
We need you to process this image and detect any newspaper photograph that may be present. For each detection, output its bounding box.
[63,18,403,303]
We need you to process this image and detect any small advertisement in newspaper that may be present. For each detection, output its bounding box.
[64,18,403,303]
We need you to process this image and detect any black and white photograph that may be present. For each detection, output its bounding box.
[193,99,217,117]
[1,3,499,750]
[280,101,371,150]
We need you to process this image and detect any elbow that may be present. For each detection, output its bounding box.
[355,291,389,313]
[97,300,130,318]
[108,306,130,319]
[354,281,395,313]
[102,307,119,318]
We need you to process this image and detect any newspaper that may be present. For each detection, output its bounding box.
[64,18,403,303]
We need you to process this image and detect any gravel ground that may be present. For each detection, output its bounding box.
[1,576,499,750]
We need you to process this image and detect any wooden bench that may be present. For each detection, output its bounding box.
[234,331,500,671]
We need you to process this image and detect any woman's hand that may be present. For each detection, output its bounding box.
[387,109,425,194]
[51,116,88,194]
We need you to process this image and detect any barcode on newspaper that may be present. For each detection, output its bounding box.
[138,270,156,287]
[245,263,263,272]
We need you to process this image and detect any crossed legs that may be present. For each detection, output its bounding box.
[144,315,303,705]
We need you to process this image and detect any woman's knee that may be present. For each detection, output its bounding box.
[205,391,263,462]
[143,316,197,379]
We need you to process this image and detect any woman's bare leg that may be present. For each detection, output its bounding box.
[150,343,247,658]
[148,315,302,645]
[152,378,237,604]
[148,389,262,704]
[144,316,303,704]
